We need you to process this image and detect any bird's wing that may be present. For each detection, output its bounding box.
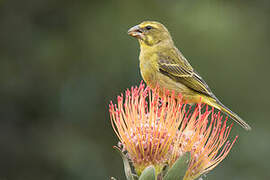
[158,50,214,97]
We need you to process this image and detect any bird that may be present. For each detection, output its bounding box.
[127,21,251,131]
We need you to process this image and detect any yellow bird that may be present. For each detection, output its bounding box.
[128,21,251,131]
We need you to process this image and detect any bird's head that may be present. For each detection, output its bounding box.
[128,21,172,46]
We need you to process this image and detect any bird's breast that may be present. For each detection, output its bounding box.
[139,52,159,88]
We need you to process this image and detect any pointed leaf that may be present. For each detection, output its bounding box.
[163,152,191,180]
[113,146,135,180]
[138,165,156,180]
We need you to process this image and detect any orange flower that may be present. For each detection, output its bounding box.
[109,83,237,179]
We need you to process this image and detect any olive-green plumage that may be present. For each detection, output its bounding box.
[128,21,251,131]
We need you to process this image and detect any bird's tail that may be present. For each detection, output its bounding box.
[202,97,251,131]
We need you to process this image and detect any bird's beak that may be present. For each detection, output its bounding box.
[128,25,143,39]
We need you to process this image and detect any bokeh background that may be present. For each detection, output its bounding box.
[0,0,270,179]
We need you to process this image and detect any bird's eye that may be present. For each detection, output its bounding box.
[145,25,153,30]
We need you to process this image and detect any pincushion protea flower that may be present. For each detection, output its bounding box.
[109,83,237,180]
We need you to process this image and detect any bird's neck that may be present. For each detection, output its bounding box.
[139,39,173,54]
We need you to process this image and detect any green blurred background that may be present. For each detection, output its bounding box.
[0,0,269,179]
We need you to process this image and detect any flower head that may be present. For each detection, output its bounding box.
[109,83,237,179]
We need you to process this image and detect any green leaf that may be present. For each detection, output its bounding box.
[113,146,136,180]
[163,152,191,180]
[138,165,156,180]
